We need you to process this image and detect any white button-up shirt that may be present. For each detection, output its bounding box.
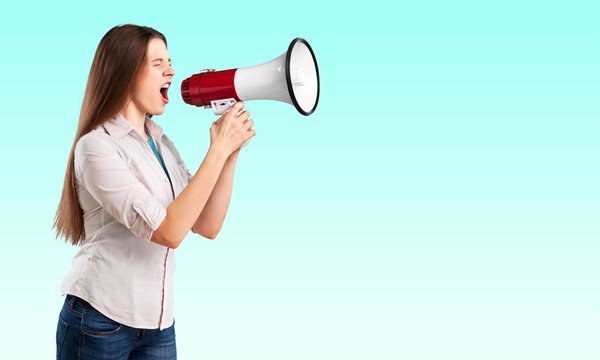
[61,114,193,330]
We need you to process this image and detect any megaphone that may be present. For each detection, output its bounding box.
[181,38,320,116]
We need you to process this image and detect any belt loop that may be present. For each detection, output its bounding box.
[66,294,77,308]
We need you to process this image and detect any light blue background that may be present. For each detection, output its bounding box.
[1,0,599,358]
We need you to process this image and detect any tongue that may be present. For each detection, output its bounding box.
[160,88,169,101]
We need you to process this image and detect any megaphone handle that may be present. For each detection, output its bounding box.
[210,99,252,149]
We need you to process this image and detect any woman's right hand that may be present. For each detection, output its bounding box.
[209,102,256,157]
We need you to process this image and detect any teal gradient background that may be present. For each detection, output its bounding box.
[1,0,599,358]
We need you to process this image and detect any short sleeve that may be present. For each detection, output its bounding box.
[74,134,167,242]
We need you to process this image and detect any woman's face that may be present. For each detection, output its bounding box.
[131,38,175,116]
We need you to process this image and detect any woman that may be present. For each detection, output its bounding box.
[53,24,255,359]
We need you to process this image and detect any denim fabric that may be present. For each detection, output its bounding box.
[56,295,176,360]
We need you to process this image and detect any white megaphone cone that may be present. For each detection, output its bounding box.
[181,38,319,147]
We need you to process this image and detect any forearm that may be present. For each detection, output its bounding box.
[151,145,228,248]
[192,149,239,237]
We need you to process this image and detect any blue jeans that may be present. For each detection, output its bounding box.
[56,295,177,359]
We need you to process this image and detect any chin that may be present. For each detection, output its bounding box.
[150,107,166,116]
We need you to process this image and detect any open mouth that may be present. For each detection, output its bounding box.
[160,83,170,103]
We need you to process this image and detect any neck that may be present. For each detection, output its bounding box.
[121,101,148,140]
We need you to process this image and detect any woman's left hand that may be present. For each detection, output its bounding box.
[210,114,255,153]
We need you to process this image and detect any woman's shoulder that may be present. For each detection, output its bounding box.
[74,127,129,169]
[75,128,115,155]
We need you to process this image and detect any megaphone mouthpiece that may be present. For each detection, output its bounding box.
[181,69,240,108]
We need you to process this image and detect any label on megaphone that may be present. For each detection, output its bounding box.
[210,98,237,115]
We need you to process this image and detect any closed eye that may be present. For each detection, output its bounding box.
[152,58,172,65]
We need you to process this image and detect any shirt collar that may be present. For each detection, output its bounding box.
[144,116,164,140]
[102,114,164,141]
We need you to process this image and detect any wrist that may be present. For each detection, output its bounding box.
[229,148,241,160]
[207,144,230,165]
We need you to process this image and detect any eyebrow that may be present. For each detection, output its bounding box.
[151,57,171,63]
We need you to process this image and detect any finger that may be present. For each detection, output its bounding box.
[230,101,245,116]
[237,110,250,123]
[235,107,250,120]
[244,119,255,130]
[222,102,243,123]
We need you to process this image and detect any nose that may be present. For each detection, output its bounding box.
[164,65,175,78]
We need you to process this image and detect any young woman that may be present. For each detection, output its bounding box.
[53,24,255,359]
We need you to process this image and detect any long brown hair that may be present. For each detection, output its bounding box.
[54,24,167,245]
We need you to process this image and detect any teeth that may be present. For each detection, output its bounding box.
[161,83,170,89]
